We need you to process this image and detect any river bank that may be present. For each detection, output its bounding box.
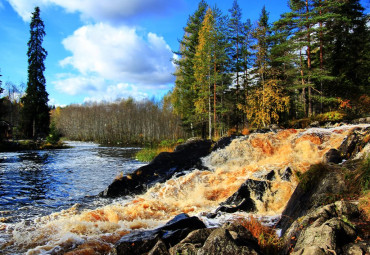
[0,140,69,152]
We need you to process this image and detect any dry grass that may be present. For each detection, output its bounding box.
[236,216,281,254]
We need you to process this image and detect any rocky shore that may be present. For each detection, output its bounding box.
[95,124,370,255]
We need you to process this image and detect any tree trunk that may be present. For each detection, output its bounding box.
[306,0,312,117]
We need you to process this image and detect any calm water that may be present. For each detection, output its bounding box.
[0,141,144,222]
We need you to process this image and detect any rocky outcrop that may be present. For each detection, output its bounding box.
[337,126,370,160]
[115,213,206,255]
[216,179,269,214]
[282,201,368,255]
[115,214,262,255]
[278,164,347,235]
[100,138,212,197]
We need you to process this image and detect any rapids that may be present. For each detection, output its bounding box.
[1,125,369,254]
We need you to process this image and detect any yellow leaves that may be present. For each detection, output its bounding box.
[240,80,290,128]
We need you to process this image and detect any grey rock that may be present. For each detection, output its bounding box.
[147,240,170,255]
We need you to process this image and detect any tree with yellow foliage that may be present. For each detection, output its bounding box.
[239,80,289,128]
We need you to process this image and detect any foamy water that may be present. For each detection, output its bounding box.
[1,125,369,254]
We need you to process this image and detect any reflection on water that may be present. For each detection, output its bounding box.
[0,141,144,222]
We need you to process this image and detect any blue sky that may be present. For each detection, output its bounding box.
[0,0,369,106]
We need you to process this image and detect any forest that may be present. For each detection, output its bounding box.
[0,0,369,145]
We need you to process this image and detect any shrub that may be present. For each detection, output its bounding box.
[46,122,61,145]
[236,216,281,254]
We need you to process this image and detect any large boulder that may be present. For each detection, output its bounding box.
[115,213,206,255]
[282,201,363,255]
[277,164,347,235]
[216,179,270,214]
[170,222,262,255]
[100,138,212,197]
[197,222,262,255]
[338,126,370,160]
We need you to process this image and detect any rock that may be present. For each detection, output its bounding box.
[309,121,320,127]
[147,240,170,255]
[169,228,214,255]
[197,222,262,255]
[351,117,370,124]
[280,167,293,181]
[100,139,212,197]
[282,201,360,255]
[212,135,237,152]
[216,179,269,213]
[293,217,356,252]
[278,165,347,235]
[116,230,160,255]
[169,243,199,255]
[338,126,370,160]
[292,246,326,255]
[179,228,214,245]
[115,213,206,255]
[343,242,370,255]
[265,170,276,181]
[323,148,343,164]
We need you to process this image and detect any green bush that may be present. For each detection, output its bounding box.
[135,148,157,162]
[46,122,61,145]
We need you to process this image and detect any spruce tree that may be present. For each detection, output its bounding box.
[227,0,252,129]
[325,0,370,100]
[21,7,49,138]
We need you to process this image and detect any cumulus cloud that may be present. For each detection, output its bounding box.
[83,83,149,103]
[53,75,106,95]
[53,74,149,102]
[59,23,175,87]
[7,0,183,22]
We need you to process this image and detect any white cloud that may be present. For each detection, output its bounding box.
[83,83,148,103]
[59,23,175,87]
[52,75,106,95]
[7,0,182,22]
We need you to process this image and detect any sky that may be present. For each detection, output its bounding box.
[0,0,369,106]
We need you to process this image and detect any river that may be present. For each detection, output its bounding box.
[0,141,144,224]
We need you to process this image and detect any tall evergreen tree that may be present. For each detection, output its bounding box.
[172,0,207,136]
[227,0,251,129]
[325,0,370,100]
[21,7,49,138]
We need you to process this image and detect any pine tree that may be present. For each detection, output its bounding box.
[325,0,370,101]
[227,0,252,129]
[172,0,207,136]
[21,7,49,138]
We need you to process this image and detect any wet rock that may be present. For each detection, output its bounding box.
[115,213,206,255]
[265,170,276,181]
[216,179,269,213]
[323,148,343,164]
[338,126,370,160]
[116,230,160,255]
[280,167,293,181]
[309,121,320,127]
[212,135,237,152]
[351,117,370,124]
[100,139,212,197]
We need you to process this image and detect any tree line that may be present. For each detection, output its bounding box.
[171,0,369,139]
[51,97,186,145]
